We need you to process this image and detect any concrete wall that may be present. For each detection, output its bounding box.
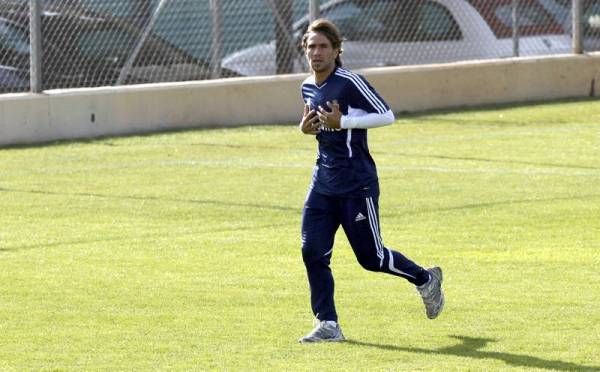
[1,53,599,146]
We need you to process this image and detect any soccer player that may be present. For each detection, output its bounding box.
[298,19,444,343]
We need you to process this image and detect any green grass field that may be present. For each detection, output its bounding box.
[1,99,599,371]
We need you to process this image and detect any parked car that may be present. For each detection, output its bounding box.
[0,2,238,93]
[222,0,573,76]
[538,0,600,50]
[0,65,28,93]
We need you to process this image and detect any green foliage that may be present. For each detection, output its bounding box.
[1,99,599,370]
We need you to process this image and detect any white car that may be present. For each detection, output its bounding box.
[538,0,600,50]
[222,0,573,76]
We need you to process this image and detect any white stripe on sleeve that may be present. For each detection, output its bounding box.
[335,69,387,113]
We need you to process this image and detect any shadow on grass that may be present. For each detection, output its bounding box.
[0,186,297,213]
[394,96,599,120]
[0,186,295,252]
[0,221,295,252]
[393,193,600,218]
[0,122,295,150]
[381,151,600,171]
[346,335,600,371]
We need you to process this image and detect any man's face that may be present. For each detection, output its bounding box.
[305,31,339,74]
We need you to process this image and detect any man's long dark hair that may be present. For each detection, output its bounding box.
[302,18,344,67]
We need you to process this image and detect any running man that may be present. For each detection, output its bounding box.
[298,19,444,343]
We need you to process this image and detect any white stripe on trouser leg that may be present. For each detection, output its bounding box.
[366,198,416,278]
[365,197,384,267]
[386,248,416,279]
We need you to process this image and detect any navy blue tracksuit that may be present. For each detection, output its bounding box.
[301,67,429,322]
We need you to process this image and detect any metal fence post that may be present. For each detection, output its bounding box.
[210,0,223,79]
[117,0,169,85]
[265,0,294,74]
[30,0,43,93]
[310,0,320,23]
[512,0,520,57]
[573,0,583,54]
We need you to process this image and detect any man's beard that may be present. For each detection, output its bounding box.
[311,61,332,73]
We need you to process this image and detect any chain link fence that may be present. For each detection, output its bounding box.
[1,0,599,94]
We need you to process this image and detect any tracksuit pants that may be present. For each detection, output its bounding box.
[301,189,430,322]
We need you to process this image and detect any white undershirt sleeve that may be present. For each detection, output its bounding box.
[340,109,395,129]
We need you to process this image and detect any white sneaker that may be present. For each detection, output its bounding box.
[298,320,345,343]
[417,267,445,319]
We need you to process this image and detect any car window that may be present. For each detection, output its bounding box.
[321,0,462,42]
[74,0,141,19]
[584,1,600,37]
[0,20,30,55]
[318,2,377,40]
[468,0,563,38]
[420,1,463,41]
[76,30,136,62]
[75,28,198,70]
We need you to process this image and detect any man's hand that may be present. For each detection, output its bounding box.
[300,104,321,135]
[318,101,341,129]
